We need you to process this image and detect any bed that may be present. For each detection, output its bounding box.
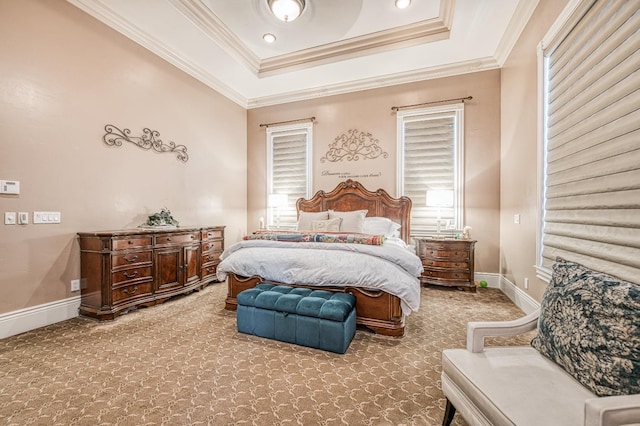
[218,179,422,336]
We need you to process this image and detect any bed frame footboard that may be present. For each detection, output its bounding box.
[225,273,405,336]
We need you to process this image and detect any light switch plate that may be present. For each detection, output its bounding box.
[4,212,16,225]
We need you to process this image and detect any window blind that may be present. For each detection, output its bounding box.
[399,105,463,236]
[268,126,310,229]
[541,0,640,283]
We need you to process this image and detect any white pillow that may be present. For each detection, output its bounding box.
[297,211,328,231]
[328,209,368,233]
[311,217,342,232]
[363,217,401,237]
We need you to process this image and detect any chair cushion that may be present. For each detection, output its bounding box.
[442,347,596,426]
[531,258,640,397]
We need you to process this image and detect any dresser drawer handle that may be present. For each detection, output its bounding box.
[455,263,460,267]
[128,240,134,245]
[123,286,139,295]
[123,271,139,278]
[124,255,139,262]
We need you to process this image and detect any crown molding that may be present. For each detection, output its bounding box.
[494,0,540,66]
[169,0,453,77]
[67,0,249,107]
[168,0,261,75]
[259,17,450,76]
[247,56,500,109]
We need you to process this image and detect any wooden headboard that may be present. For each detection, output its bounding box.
[296,179,412,243]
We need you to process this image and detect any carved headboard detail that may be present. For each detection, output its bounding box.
[296,179,412,243]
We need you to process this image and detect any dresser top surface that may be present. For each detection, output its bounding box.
[78,226,224,237]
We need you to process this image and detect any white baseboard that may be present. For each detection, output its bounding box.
[475,272,540,314]
[0,296,81,340]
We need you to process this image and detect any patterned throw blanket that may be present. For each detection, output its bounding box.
[243,231,386,246]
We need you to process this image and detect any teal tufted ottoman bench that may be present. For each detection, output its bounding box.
[236,284,357,354]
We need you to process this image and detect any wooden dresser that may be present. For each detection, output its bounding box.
[78,226,224,320]
[416,238,477,291]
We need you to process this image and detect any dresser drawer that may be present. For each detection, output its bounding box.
[112,266,153,286]
[155,232,199,246]
[112,236,153,250]
[202,251,221,264]
[111,250,152,269]
[422,269,471,281]
[112,282,153,304]
[202,229,223,240]
[201,264,218,279]
[202,240,223,252]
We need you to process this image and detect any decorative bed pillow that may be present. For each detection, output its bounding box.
[297,211,329,231]
[311,217,342,232]
[363,217,401,237]
[328,209,368,233]
[531,258,640,397]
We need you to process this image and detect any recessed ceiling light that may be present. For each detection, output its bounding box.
[395,0,411,9]
[263,33,276,43]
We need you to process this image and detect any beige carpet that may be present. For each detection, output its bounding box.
[0,283,534,426]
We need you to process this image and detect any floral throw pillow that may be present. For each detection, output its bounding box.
[531,258,640,396]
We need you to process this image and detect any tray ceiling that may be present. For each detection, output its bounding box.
[67,0,538,108]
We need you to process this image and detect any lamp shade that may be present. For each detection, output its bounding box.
[426,190,454,207]
[268,193,288,207]
[268,0,305,22]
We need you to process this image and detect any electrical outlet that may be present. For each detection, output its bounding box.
[524,277,529,290]
[71,279,80,292]
[514,214,520,224]
[18,212,28,225]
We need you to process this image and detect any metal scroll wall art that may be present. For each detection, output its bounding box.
[320,129,389,162]
[103,124,189,163]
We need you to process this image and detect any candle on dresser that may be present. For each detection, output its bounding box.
[259,216,264,229]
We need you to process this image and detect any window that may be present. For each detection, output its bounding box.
[266,123,313,229]
[397,104,464,237]
[537,0,640,283]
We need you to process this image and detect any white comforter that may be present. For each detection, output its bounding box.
[216,238,423,315]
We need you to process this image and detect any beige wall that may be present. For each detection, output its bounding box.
[500,0,570,300]
[247,70,502,274]
[0,0,247,314]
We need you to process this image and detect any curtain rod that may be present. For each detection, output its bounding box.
[391,96,473,112]
[259,116,316,128]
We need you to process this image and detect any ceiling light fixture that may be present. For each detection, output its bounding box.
[268,0,305,23]
[263,33,276,43]
[395,0,411,9]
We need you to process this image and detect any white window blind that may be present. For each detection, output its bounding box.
[539,0,640,283]
[267,123,312,229]
[397,104,464,237]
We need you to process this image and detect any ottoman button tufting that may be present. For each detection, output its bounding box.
[236,285,357,354]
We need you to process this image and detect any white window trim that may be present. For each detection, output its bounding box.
[396,103,465,234]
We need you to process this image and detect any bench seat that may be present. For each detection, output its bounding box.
[236,284,356,354]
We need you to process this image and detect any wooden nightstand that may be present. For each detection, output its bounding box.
[415,238,477,291]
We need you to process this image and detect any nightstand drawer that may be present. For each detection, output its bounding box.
[422,259,469,269]
[422,269,471,280]
[422,249,470,260]
[415,238,477,290]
